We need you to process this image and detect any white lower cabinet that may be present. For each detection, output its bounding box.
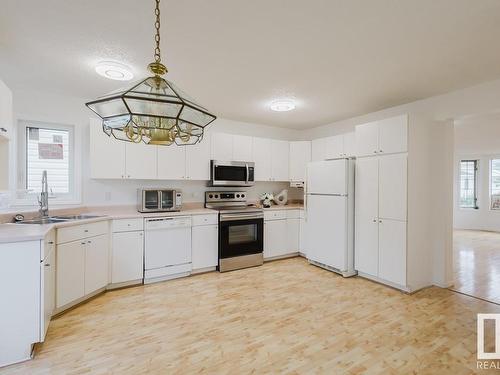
[299,215,307,256]
[56,223,110,310]
[264,219,287,258]
[378,219,407,286]
[56,240,85,308]
[111,231,144,284]
[84,234,109,295]
[192,224,218,270]
[41,245,55,341]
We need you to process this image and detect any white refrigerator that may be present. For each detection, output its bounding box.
[305,158,356,277]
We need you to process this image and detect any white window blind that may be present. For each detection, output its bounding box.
[491,159,500,210]
[459,160,478,209]
[26,126,70,194]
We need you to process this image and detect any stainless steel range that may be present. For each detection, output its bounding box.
[205,191,263,272]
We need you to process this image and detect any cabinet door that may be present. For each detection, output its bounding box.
[56,240,85,308]
[286,218,300,253]
[211,133,233,160]
[355,121,379,157]
[41,247,55,341]
[343,132,355,157]
[311,138,327,161]
[378,219,406,286]
[186,134,211,180]
[354,157,379,277]
[379,154,407,221]
[232,135,253,161]
[271,140,289,181]
[84,234,109,295]
[378,114,407,154]
[325,135,343,159]
[253,137,272,181]
[264,220,288,258]
[192,225,218,269]
[299,217,307,255]
[289,141,311,182]
[157,145,186,180]
[125,142,157,179]
[112,231,144,284]
[89,118,126,178]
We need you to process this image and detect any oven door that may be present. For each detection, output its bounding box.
[211,160,255,187]
[219,212,263,271]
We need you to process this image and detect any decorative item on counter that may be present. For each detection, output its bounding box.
[260,193,274,208]
[274,189,288,206]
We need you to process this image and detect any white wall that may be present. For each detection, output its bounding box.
[453,113,500,231]
[10,88,303,208]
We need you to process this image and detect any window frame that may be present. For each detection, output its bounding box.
[16,119,78,206]
[458,159,479,210]
[489,158,500,211]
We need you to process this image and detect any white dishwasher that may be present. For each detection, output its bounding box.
[144,216,192,284]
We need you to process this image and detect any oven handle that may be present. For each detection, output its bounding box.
[220,213,263,222]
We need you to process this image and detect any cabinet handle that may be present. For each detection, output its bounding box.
[372,219,377,223]
[379,220,382,223]
[84,229,89,233]
[45,263,51,267]
[373,150,378,154]
[127,175,131,178]
[48,241,54,244]
[379,149,383,153]
[81,242,86,245]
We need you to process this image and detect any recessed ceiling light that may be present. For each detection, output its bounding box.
[95,61,134,81]
[270,100,296,112]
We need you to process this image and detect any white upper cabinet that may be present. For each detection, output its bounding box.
[343,132,356,157]
[232,135,253,161]
[271,140,289,181]
[325,135,343,159]
[311,138,327,161]
[157,146,186,180]
[312,132,355,161]
[0,78,13,140]
[378,154,407,221]
[125,142,157,179]
[253,137,272,181]
[186,134,211,180]
[289,141,311,182]
[211,133,233,160]
[355,121,379,157]
[90,118,126,179]
[378,114,408,155]
[355,114,408,157]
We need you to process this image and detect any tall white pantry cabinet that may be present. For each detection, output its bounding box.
[354,114,433,292]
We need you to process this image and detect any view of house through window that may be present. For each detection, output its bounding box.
[26,126,70,194]
[459,160,478,209]
[490,159,500,209]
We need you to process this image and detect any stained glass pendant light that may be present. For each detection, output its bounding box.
[85,0,216,145]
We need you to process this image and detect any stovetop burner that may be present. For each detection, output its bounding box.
[204,191,262,213]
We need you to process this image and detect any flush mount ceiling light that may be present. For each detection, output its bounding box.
[85,0,216,146]
[95,61,134,81]
[270,100,296,112]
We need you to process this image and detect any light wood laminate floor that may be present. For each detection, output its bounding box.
[2,257,499,374]
[452,230,500,304]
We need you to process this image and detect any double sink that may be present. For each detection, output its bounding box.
[16,215,103,225]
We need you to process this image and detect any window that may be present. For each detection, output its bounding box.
[490,159,500,210]
[459,160,478,209]
[17,120,76,203]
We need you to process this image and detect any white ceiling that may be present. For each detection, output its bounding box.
[2,0,500,129]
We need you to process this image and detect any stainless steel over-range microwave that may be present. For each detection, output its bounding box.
[210,160,255,187]
[138,189,182,212]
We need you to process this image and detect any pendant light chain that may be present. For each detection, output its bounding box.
[154,0,161,63]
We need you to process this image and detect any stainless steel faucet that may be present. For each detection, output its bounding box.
[38,170,49,218]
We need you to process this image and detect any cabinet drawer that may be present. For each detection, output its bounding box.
[112,218,144,232]
[285,209,300,219]
[264,210,287,221]
[192,214,218,226]
[57,221,108,244]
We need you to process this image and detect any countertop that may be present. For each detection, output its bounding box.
[0,203,303,244]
